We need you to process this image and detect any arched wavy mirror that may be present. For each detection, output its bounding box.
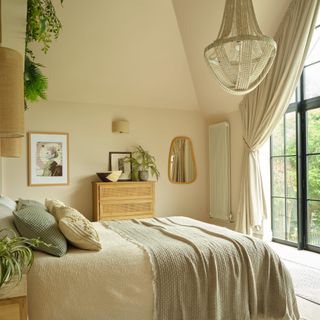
[168,136,197,184]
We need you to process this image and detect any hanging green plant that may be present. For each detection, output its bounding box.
[24,55,48,109]
[24,0,64,109]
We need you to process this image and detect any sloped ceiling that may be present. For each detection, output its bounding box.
[31,0,199,110]
[14,0,291,114]
[172,0,291,115]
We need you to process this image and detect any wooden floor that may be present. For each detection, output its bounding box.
[270,242,320,320]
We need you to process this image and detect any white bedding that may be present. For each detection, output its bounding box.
[27,218,299,320]
[28,222,153,320]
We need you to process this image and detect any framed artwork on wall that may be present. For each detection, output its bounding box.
[109,152,131,181]
[28,132,69,186]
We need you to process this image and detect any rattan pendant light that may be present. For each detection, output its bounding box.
[0,138,22,158]
[0,0,24,138]
[204,0,277,95]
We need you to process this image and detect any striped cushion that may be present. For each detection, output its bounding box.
[55,206,101,251]
[13,206,67,257]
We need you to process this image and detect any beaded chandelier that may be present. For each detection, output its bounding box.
[204,0,277,95]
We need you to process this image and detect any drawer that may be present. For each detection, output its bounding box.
[100,199,153,219]
[99,183,153,200]
[0,297,27,320]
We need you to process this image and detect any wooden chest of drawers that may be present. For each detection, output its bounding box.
[92,181,155,221]
[0,275,28,320]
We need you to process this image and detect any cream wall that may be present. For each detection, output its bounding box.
[3,102,209,221]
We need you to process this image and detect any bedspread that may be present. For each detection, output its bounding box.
[27,217,299,320]
[107,217,299,320]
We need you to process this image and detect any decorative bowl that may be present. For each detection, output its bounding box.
[96,171,122,182]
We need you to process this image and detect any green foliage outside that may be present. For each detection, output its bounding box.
[272,109,320,245]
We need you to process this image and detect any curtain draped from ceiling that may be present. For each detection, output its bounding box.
[236,0,320,234]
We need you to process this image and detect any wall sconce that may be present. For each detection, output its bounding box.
[112,120,129,134]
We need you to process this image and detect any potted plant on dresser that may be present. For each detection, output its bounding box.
[125,145,160,181]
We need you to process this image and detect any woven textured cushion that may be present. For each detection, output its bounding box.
[45,198,65,216]
[16,199,44,211]
[0,195,17,211]
[13,206,67,257]
[55,206,101,251]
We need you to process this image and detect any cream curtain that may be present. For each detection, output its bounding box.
[236,0,320,234]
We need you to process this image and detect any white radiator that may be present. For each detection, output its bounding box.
[209,122,231,220]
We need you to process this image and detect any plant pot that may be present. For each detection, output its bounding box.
[139,170,149,181]
[131,170,140,181]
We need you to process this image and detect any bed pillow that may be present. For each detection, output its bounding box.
[45,198,65,216]
[54,206,101,251]
[0,195,17,211]
[13,205,67,257]
[16,199,45,211]
[0,204,16,230]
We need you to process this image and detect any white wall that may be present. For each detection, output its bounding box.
[3,101,209,221]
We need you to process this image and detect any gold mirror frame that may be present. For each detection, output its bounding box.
[168,136,197,184]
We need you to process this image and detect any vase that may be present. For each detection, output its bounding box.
[139,170,149,181]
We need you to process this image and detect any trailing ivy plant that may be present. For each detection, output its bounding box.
[24,0,64,109]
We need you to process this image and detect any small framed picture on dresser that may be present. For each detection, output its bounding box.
[28,132,69,186]
[109,152,132,181]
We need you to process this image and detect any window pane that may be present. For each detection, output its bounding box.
[289,91,296,104]
[305,27,320,66]
[285,112,296,155]
[271,117,284,156]
[307,200,320,247]
[286,157,297,198]
[272,158,285,197]
[287,199,298,243]
[272,198,285,240]
[307,155,320,200]
[307,108,320,154]
[304,63,320,99]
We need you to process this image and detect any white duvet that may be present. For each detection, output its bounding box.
[27,218,299,320]
[28,222,153,320]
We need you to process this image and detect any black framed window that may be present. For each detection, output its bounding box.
[270,18,320,252]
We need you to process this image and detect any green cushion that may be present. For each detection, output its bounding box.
[13,206,67,257]
[16,199,45,211]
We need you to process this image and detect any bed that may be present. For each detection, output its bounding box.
[0,200,299,320]
[26,217,299,320]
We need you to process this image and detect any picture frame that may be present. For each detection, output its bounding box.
[28,132,69,186]
[109,152,132,181]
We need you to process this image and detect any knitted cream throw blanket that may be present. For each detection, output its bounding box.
[106,216,299,320]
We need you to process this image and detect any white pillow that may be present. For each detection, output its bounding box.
[54,206,102,251]
[0,204,16,230]
[0,195,17,212]
[45,198,66,216]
